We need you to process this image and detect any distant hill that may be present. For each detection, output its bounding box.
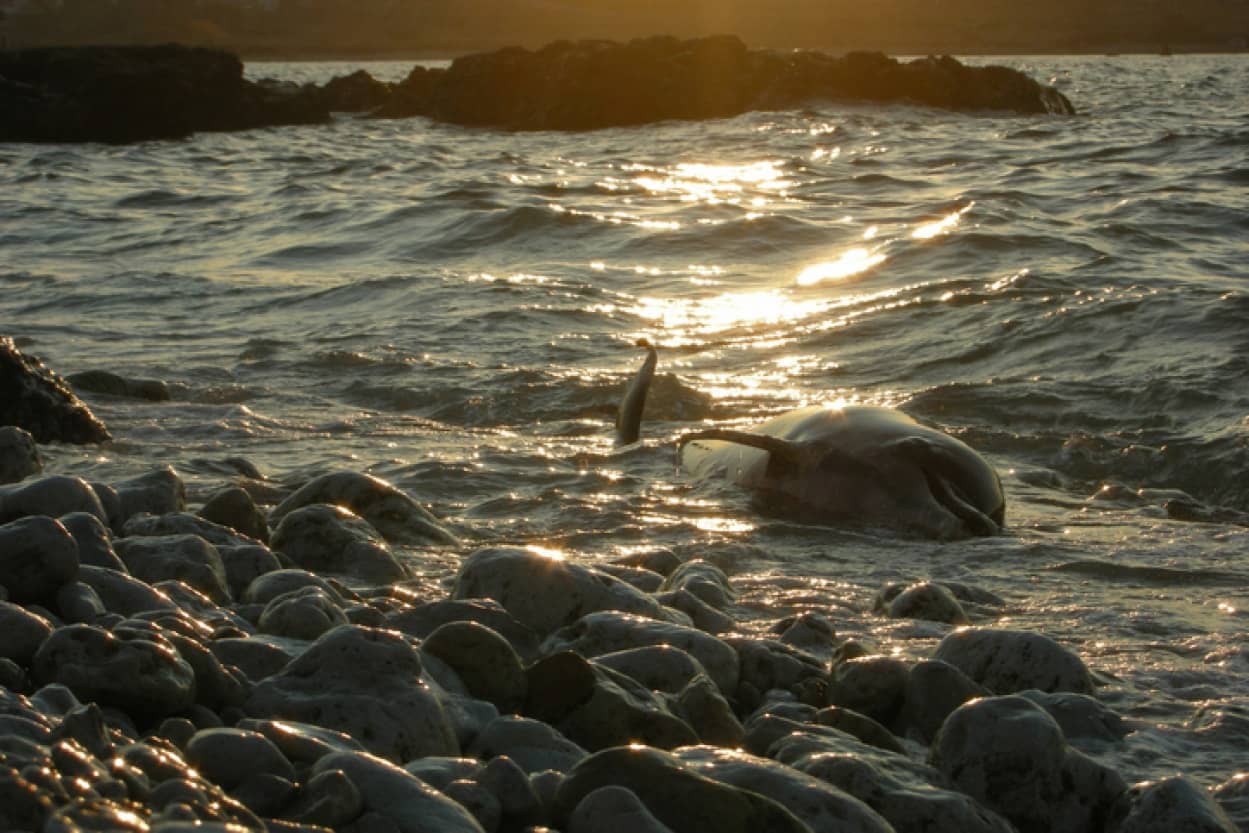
[4,0,1247,56]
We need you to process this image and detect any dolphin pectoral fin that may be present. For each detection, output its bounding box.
[615,340,657,446]
[925,472,1000,536]
[677,429,804,469]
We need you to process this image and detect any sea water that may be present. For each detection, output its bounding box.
[2,55,1247,792]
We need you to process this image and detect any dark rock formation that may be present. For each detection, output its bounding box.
[0,337,110,444]
[0,44,329,143]
[376,35,1075,128]
[0,37,1072,144]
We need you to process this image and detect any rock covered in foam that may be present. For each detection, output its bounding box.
[269,470,457,545]
[0,515,79,603]
[0,337,111,444]
[452,546,676,635]
[0,425,42,484]
[934,627,1095,694]
[244,624,458,761]
[930,694,1125,833]
[269,503,408,584]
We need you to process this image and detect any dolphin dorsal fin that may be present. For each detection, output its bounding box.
[677,428,803,467]
[615,339,657,446]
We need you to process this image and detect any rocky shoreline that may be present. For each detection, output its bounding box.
[0,36,1074,144]
[2,340,1245,832]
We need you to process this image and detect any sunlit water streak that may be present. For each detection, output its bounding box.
[3,55,1248,791]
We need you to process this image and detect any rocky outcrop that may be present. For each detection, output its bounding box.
[1,37,1073,144]
[0,44,329,144]
[0,338,110,444]
[376,35,1075,128]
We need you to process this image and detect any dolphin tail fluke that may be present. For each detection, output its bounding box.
[677,428,803,467]
[615,339,657,446]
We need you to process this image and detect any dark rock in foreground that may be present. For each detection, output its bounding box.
[0,44,329,144]
[0,337,110,444]
[1,36,1073,144]
[376,35,1075,129]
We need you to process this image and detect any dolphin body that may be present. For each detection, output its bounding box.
[616,345,1004,538]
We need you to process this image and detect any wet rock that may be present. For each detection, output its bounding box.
[0,336,111,443]
[1018,689,1129,742]
[270,504,408,584]
[403,757,483,790]
[259,586,349,640]
[654,587,736,633]
[525,651,698,752]
[728,636,828,708]
[114,534,231,604]
[243,567,345,605]
[238,717,368,765]
[32,623,196,718]
[422,621,527,713]
[828,655,910,727]
[675,745,895,833]
[930,694,1125,833]
[0,475,108,525]
[599,562,665,593]
[612,548,682,576]
[0,425,41,483]
[543,611,739,695]
[1212,773,1249,833]
[269,470,456,545]
[899,658,989,743]
[444,778,501,832]
[185,727,297,790]
[77,564,177,616]
[162,631,249,710]
[199,486,270,543]
[466,715,588,774]
[670,674,745,747]
[284,767,365,828]
[113,467,187,525]
[775,612,838,663]
[244,624,459,761]
[568,784,677,833]
[814,706,906,755]
[0,515,79,602]
[0,599,53,664]
[54,579,107,622]
[554,744,812,833]
[218,543,282,599]
[67,369,172,401]
[452,547,675,635]
[58,511,126,571]
[773,726,1015,833]
[475,754,543,828]
[876,581,970,625]
[209,637,293,682]
[934,627,1095,694]
[386,598,541,662]
[660,559,735,608]
[594,645,709,693]
[123,511,262,548]
[312,749,486,833]
[1111,775,1238,833]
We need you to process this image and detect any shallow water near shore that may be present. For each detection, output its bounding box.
[3,55,1248,794]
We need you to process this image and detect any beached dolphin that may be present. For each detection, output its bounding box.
[616,344,1004,537]
[678,405,1005,538]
